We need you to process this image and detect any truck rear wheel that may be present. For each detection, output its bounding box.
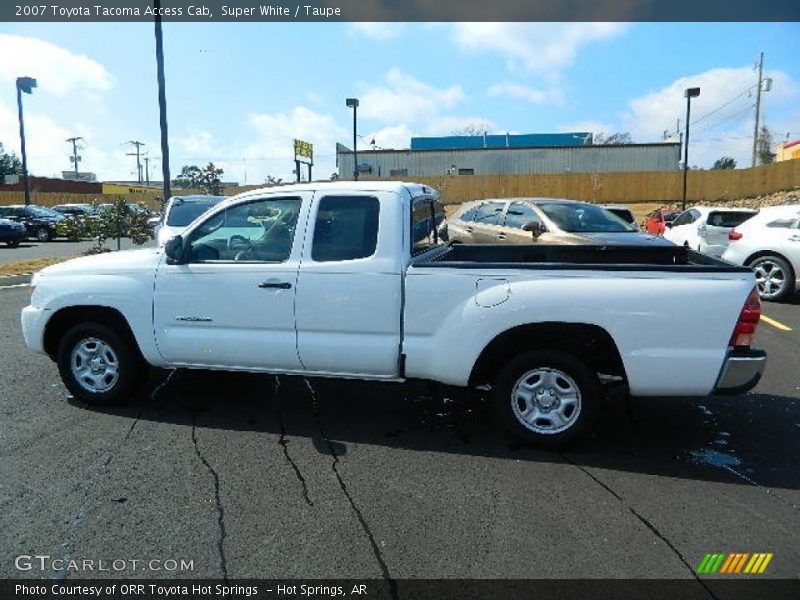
[493,350,602,448]
[56,322,142,405]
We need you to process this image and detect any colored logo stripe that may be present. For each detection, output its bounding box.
[697,552,773,574]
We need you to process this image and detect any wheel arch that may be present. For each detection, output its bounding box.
[43,305,143,361]
[468,322,626,387]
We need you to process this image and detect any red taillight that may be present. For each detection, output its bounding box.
[728,231,743,241]
[729,287,761,348]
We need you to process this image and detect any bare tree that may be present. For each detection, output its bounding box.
[595,132,633,145]
[451,120,493,137]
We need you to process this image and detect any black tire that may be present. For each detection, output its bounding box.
[6,239,20,248]
[35,227,52,242]
[493,350,602,448]
[56,322,143,405]
[749,254,795,302]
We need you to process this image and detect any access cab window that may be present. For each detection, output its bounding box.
[411,196,446,255]
[187,196,301,263]
[312,196,380,262]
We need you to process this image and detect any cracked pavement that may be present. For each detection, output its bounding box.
[1,287,799,585]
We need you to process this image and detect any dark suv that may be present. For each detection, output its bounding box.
[0,205,66,242]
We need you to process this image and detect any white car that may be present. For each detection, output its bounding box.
[156,195,226,246]
[663,206,757,257]
[21,181,766,447]
[722,204,800,301]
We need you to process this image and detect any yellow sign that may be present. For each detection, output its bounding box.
[294,139,313,161]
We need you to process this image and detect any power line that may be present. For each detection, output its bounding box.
[690,84,757,128]
[126,140,145,183]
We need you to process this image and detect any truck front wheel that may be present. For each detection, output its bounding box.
[493,350,602,448]
[56,322,142,405]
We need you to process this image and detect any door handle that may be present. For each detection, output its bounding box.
[497,234,506,240]
[466,226,474,233]
[258,281,292,289]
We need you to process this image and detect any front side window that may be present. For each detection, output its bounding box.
[312,196,379,262]
[187,197,301,263]
[503,203,540,229]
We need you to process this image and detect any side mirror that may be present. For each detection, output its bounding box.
[164,235,185,264]
[522,221,546,237]
[665,222,674,229]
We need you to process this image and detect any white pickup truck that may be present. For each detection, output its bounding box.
[22,182,767,446]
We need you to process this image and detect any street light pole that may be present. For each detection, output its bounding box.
[682,87,700,211]
[346,98,359,181]
[16,76,37,206]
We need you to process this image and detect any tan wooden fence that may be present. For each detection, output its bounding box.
[1,160,798,208]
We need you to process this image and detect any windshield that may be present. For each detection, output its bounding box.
[166,197,225,226]
[538,203,635,233]
[28,206,63,218]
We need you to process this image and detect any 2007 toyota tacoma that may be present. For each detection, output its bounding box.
[21,182,767,446]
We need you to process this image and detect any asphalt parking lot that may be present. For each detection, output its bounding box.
[0,285,798,587]
[0,238,154,265]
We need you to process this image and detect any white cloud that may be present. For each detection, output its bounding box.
[359,68,466,124]
[425,116,498,137]
[362,124,415,150]
[0,34,112,98]
[175,130,218,156]
[624,66,800,167]
[488,82,563,105]
[244,106,347,182]
[451,23,628,73]
[348,23,406,41]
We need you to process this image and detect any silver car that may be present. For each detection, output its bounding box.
[448,198,672,247]
[156,195,226,246]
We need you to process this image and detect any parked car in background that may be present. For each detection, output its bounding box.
[0,204,66,242]
[448,198,673,247]
[156,195,226,246]
[722,204,800,301]
[52,203,99,219]
[663,206,758,257]
[0,217,26,247]
[602,205,638,229]
[643,208,683,235]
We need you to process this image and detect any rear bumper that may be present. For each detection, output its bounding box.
[713,348,767,395]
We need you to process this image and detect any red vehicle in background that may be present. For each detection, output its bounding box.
[644,208,683,236]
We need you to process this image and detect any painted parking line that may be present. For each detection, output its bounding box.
[0,283,31,290]
[760,314,793,332]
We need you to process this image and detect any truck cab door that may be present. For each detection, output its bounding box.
[153,194,311,371]
[295,192,401,377]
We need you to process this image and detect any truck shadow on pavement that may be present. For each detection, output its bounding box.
[72,367,800,492]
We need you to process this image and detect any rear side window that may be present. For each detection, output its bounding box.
[312,196,379,262]
[707,211,755,228]
[412,197,446,255]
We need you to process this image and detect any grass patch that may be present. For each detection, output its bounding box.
[0,255,80,277]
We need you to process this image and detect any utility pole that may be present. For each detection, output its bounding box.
[127,140,145,183]
[66,136,83,178]
[752,52,764,168]
[143,156,151,186]
[154,0,172,207]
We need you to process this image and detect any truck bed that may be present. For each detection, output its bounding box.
[414,243,752,273]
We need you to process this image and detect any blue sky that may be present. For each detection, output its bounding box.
[0,22,798,183]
